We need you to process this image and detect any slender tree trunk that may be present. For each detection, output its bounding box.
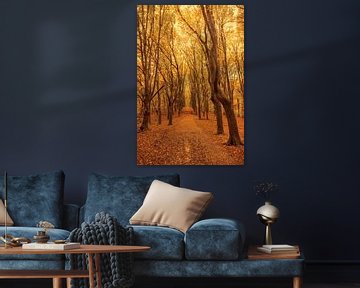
[191,92,197,115]
[219,91,242,145]
[221,32,234,107]
[148,106,151,125]
[157,93,161,125]
[216,87,242,145]
[197,94,202,120]
[208,65,223,133]
[140,95,151,131]
[168,102,173,125]
[205,97,209,120]
[211,93,224,134]
[237,98,240,117]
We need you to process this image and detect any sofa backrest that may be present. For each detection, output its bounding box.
[0,170,65,228]
[82,173,180,226]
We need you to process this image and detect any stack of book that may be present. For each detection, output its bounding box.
[257,244,299,254]
[248,244,300,259]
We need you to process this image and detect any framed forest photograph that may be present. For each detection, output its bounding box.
[137,5,244,165]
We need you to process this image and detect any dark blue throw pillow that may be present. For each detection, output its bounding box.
[84,173,180,225]
[0,170,65,227]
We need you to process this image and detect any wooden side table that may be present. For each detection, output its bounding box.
[0,244,150,288]
[247,245,303,288]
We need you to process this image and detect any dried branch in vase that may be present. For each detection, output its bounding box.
[253,181,279,201]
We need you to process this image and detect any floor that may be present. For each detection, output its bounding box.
[303,283,360,288]
[133,278,360,288]
[2,279,360,288]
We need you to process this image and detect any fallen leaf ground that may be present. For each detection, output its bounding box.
[137,112,244,166]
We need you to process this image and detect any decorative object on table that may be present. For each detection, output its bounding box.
[33,230,50,243]
[248,245,300,260]
[37,220,55,232]
[256,244,299,254]
[22,242,80,250]
[254,181,280,245]
[0,234,31,247]
[34,220,55,243]
[54,239,67,244]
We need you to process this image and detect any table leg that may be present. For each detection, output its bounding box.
[66,277,72,288]
[95,253,102,288]
[293,276,302,288]
[52,278,62,288]
[88,253,95,288]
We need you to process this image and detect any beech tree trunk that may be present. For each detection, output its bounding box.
[157,93,161,125]
[140,96,151,131]
[168,102,173,125]
[197,93,202,120]
[218,90,242,145]
[211,93,224,134]
[202,5,243,145]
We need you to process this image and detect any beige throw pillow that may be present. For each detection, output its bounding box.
[0,199,14,226]
[130,180,213,233]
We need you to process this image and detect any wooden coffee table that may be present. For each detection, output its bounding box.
[0,244,150,288]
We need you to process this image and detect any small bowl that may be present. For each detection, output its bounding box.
[33,231,50,243]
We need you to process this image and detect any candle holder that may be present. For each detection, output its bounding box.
[33,231,50,243]
[34,220,54,243]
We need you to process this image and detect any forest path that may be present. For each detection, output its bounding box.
[137,113,244,165]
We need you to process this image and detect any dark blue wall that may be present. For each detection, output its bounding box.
[1,0,360,262]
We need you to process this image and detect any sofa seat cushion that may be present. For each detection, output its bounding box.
[0,170,65,227]
[185,218,245,260]
[84,173,180,226]
[0,227,70,261]
[130,225,184,260]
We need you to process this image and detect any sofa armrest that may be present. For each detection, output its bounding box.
[63,204,80,231]
[184,218,245,260]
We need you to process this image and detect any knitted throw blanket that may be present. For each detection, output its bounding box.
[68,212,134,288]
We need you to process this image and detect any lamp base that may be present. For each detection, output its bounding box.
[265,223,272,245]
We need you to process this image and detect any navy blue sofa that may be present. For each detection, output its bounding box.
[0,171,303,287]
[81,173,304,283]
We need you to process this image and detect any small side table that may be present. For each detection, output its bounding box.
[247,245,303,288]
